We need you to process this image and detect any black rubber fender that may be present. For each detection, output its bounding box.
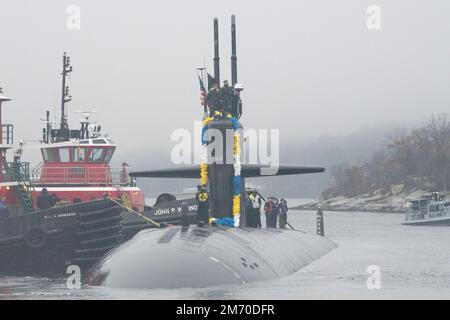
[25,228,47,249]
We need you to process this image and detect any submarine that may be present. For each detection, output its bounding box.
[84,16,337,289]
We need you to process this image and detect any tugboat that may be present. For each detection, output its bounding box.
[27,54,201,239]
[27,53,146,211]
[0,54,200,275]
[402,191,450,226]
[0,86,124,275]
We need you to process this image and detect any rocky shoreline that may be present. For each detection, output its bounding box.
[291,185,438,213]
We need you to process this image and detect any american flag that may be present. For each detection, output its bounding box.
[198,75,207,106]
[200,91,206,106]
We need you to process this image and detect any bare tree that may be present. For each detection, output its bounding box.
[324,114,450,199]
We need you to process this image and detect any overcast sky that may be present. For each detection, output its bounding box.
[1,0,450,170]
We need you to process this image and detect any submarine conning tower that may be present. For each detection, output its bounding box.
[205,119,245,224]
[204,15,246,224]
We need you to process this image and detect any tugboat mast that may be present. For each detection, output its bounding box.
[60,52,73,140]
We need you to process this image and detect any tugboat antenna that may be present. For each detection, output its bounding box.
[60,52,73,139]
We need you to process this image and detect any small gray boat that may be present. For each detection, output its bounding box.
[402,192,450,226]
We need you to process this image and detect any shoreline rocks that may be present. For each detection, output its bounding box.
[291,187,436,213]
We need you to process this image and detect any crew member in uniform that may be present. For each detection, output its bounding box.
[205,83,221,116]
[245,194,253,226]
[219,80,236,117]
[246,192,262,228]
[264,197,279,228]
[278,198,288,229]
[196,184,210,224]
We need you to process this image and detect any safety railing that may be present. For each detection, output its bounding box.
[31,165,129,186]
[31,161,44,180]
[3,162,30,182]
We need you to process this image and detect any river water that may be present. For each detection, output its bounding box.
[1,208,449,300]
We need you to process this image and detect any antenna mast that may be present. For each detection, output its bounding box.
[231,15,237,86]
[213,18,220,85]
[60,52,73,138]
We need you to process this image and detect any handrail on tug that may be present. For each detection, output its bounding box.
[31,161,44,180]
[31,165,130,186]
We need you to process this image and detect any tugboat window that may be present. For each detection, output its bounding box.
[103,148,115,163]
[89,148,104,163]
[74,147,86,162]
[43,148,59,162]
[59,148,71,162]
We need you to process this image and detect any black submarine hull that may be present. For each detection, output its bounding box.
[84,225,337,289]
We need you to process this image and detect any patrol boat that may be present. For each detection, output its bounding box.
[85,16,337,289]
[402,191,450,226]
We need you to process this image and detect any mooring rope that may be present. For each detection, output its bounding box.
[109,198,161,228]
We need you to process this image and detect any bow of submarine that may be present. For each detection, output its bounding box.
[84,226,337,289]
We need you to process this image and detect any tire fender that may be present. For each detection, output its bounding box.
[25,228,47,249]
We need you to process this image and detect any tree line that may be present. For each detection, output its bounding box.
[323,114,450,199]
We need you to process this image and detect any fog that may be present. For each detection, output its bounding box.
[1,0,450,197]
